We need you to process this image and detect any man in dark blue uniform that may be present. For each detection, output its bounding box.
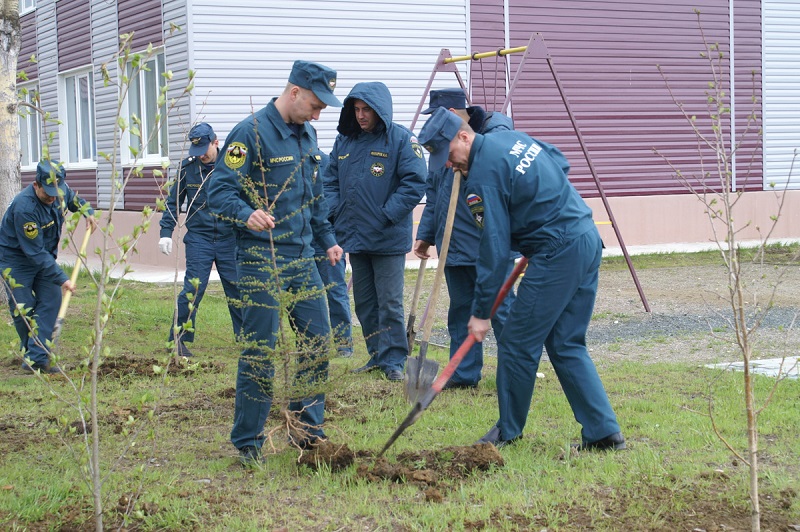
[0,160,96,374]
[313,152,353,358]
[326,82,427,381]
[158,123,242,358]
[418,108,625,451]
[413,88,517,389]
[207,60,343,466]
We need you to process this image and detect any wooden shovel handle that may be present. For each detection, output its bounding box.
[420,170,462,344]
[57,230,91,320]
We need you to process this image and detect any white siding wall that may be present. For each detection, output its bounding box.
[188,0,469,152]
[763,1,800,188]
[163,0,191,165]
[92,1,122,209]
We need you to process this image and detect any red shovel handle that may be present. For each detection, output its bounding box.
[429,257,528,394]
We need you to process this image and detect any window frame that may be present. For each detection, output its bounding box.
[18,82,41,171]
[20,0,35,15]
[58,67,97,169]
[122,50,169,166]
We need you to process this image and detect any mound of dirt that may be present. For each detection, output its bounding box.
[297,441,355,472]
[356,443,504,487]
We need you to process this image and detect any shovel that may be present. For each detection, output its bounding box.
[380,257,528,457]
[405,258,427,352]
[52,229,91,345]
[404,170,463,404]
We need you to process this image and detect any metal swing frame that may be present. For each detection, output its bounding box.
[411,33,651,313]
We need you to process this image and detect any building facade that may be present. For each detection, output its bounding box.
[17,0,800,268]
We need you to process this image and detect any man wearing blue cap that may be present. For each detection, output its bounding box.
[158,122,242,358]
[0,159,96,374]
[418,107,625,452]
[326,82,427,382]
[413,88,517,390]
[208,60,344,466]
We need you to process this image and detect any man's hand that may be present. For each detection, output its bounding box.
[413,239,432,260]
[85,215,98,233]
[246,210,276,232]
[468,316,491,343]
[62,279,76,295]
[326,245,343,265]
[158,237,173,255]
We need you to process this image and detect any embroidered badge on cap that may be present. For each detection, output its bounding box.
[329,77,336,90]
[23,221,39,239]
[225,142,248,170]
[371,162,385,177]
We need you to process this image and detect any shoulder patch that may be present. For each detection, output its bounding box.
[23,221,39,239]
[466,194,484,229]
[412,142,423,159]
[225,142,248,170]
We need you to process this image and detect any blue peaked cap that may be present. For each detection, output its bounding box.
[417,107,463,172]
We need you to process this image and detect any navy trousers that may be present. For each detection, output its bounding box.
[314,252,352,354]
[1,260,62,367]
[349,253,407,373]
[169,233,242,343]
[495,229,621,443]
[444,259,516,385]
[230,248,330,451]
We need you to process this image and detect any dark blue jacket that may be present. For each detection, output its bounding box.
[159,152,234,242]
[464,131,596,318]
[326,82,427,255]
[416,107,514,266]
[0,184,92,286]
[207,98,336,258]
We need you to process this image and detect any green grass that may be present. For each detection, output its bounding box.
[0,254,799,530]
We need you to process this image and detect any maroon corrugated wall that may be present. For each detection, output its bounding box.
[470,0,762,198]
[118,0,164,211]
[18,11,37,80]
[57,0,92,72]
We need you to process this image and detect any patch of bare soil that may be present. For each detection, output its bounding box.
[92,355,225,377]
[297,441,356,472]
[355,443,503,490]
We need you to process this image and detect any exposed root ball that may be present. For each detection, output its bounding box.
[297,441,355,472]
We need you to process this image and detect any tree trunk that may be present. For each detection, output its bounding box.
[0,0,21,305]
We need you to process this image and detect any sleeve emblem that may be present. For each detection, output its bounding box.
[23,221,39,239]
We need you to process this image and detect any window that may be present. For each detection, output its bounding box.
[60,69,96,164]
[18,84,40,169]
[126,52,168,161]
[20,0,35,14]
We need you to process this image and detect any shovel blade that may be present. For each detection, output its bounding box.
[403,356,439,404]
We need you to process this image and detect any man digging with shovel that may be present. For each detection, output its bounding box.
[417,108,625,451]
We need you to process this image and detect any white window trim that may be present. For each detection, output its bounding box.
[20,0,35,16]
[58,66,98,169]
[120,49,170,166]
[18,82,40,172]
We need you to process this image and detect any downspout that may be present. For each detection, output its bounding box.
[503,0,511,115]
[729,0,737,190]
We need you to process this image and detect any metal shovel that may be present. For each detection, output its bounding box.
[381,257,528,457]
[404,170,463,404]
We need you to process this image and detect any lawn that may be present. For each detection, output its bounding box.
[0,252,798,531]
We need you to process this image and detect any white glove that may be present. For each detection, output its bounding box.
[159,237,173,255]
